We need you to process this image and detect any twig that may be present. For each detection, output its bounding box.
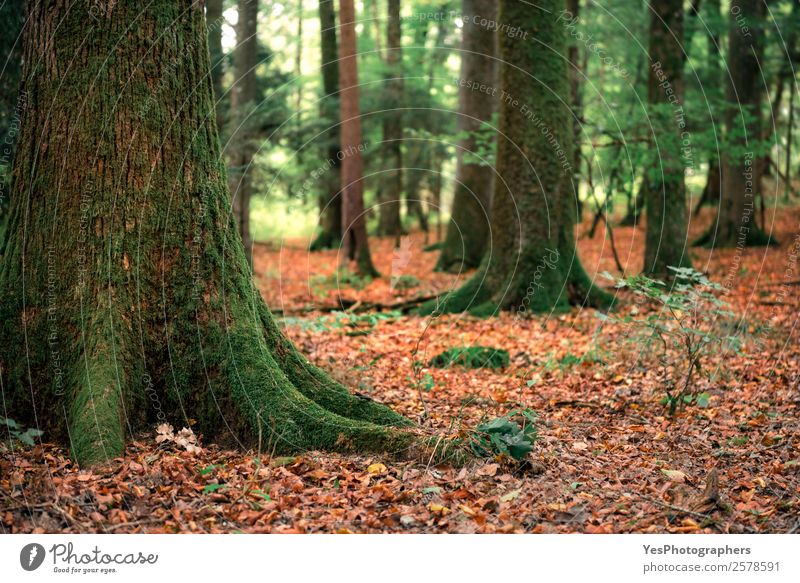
[639,494,714,521]
[272,294,439,316]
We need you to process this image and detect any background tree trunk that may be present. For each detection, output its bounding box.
[436,0,497,273]
[229,0,259,266]
[567,0,583,217]
[421,0,610,316]
[698,0,773,247]
[642,0,692,278]
[0,0,414,467]
[339,0,380,276]
[309,0,343,251]
[206,0,225,133]
[376,0,404,241]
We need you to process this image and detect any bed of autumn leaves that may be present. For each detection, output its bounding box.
[2,206,799,534]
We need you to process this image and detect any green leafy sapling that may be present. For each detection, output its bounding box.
[600,267,739,414]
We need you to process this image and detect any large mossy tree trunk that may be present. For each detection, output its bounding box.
[309,0,343,252]
[435,0,497,273]
[338,0,380,276]
[642,0,692,278]
[0,0,425,468]
[421,0,611,317]
[376,0,404,241]
[228,0,258,266]
[696,0,773,248]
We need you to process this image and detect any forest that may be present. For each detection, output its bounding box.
[0,0,798,536]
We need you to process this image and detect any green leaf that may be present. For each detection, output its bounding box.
[1,418,18,429]
[202,483,226,494]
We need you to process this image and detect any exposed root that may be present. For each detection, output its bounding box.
[69,312,128,467]
[257,302,411,427]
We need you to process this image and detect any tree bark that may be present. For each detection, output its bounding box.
[338,0,380,276]
[228,0,258,266]
[309,0,343,251]
[0,0,424,468]
[376,0,404,241]
[435,0,497,273]
[697,0,773,247]
[642,0,692,278]
[421,0,611,316]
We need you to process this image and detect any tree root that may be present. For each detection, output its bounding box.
[69,311,128,467]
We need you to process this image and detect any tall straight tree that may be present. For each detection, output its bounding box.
[338,0,380,276]
[642,0,692,278]
[698,0,772,247]
[694,0,723,215]
[310,0,343,251]
[435,0,497,273]
[0,0,438,467]
[229,0,259,266]
[422,0,610,316]
[376,0,404,240]
[206,0,225,132]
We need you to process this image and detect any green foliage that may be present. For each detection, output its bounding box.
[600,267,740,414]
[429,346,510,369]
[390,274,420,290]
[470,409,538,461]
[1,418,44,448]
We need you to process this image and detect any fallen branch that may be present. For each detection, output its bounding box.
[271,294,440,316]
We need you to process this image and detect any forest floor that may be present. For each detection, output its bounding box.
[2,206,799,534]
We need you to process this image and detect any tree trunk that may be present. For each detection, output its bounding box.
[698,0,773,247]
[435,0,497,273]
[206,0,225,132]
[642,0,692,278]
[376,0,404,241]
[0,0,425,468]
[421,0,611,316]
[339,0,380,276]
[309,0,343,251]
[228,0,258,266]
[567,0,583,217]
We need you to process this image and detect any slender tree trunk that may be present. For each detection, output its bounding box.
[377,0,404,241]
[642,0,692,278]
[228,0,258,265]
[699,0,773,247]
[421,0,610,316]
[0,0,422,468]
[436,0,497,273]
[405,16,449,233]
[567,0,583,217]
[309,0,343,251]
[691,0,722,216]
[339,0,380,276]
[206,0,225,132]
[785,79,795,201]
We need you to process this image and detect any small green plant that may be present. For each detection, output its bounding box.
[429,346,510,369]
[1,418,44,447]
[390,274,420,290]
[470,408,538,461]
[600,267,738,415]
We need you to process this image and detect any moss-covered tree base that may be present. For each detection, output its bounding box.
[420,241,613,317]
[309,230,341,252]
[693,224,778,248]
[0,0,448,469]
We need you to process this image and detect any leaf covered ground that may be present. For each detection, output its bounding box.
[2,208,799,533]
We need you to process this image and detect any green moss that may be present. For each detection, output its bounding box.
[429,346,510,370]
